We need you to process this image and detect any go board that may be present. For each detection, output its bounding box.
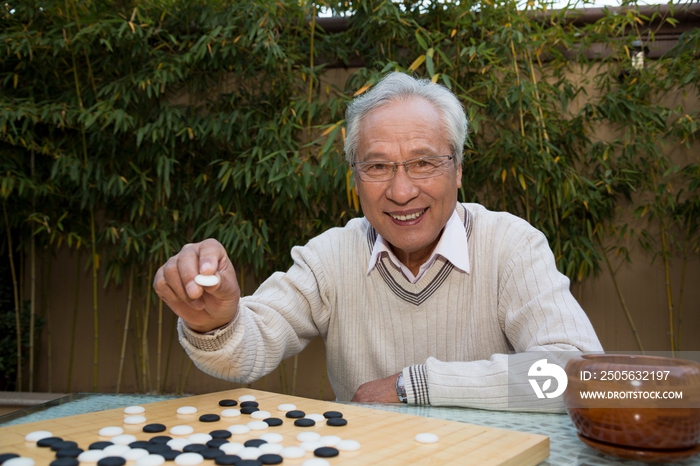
[0,388,548,465]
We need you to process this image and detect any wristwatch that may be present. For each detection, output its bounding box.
[396,372,408,403]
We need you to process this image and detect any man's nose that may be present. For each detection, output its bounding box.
[385,166,420,204]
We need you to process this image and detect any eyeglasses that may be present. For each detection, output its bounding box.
[351,155,455,182]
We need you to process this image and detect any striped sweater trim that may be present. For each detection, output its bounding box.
[365,203,474,306]
[405,364,429,405]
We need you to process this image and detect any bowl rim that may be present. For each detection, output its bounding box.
[573,353,700,368]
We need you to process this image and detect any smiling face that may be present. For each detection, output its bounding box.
[354,97,462,272]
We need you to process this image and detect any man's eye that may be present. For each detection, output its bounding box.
[366,163,390,171]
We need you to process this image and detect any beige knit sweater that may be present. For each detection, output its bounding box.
[178,203,603,410]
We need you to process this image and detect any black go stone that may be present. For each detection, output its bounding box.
[97,457,127,466]
[323,411,343,419]
[0,454,19,464]
[239,406,259,415]
[201,448,225,460]
[238,461,263,466]
[38,437,63,448]
[258,454,283,465]
[55,447,84,458]
[239,401,259,408]
[199,413,221,422]
[209,429,232,439]
[51,440,77,451]
[285,410,305,419]
[149,436,172,444]
[129,441,151,450]
[263,418,283,427]
[207,439,229,448]
[314,447,340,458]
[294,418,315,427]
[244,439,267,448]
[145,443,171,454]
[215,455,241,465]
[326,417,348,427]
[183,443,208,453]
[89,441,113,450]
[218,399,238,407]
[143,423,167,433]
[160,450,181,460]
[49,458,79,466]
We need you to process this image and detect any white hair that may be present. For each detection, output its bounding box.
[344,72,468,165]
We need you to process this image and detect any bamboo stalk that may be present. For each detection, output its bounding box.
[157,255,163,393]
[676,236,690,351]
[161,311,177,393]
[142,262,154,392]
[2,201,22,391]
[66,249,81,392]
[29,151,36,392]
[597,234,645,352]
[44,253,52,392]
[304,1,317,161]
[117,268,134,393]
[90,210,99,392]
[659,216,675,356]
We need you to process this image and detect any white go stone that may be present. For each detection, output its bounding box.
[24,430,52,442]
[135,454,166,466]
[300,441,324,452]
[280,446,306,459]
[174,452,204,466]
[188,433,212,444]
[238,447,261,460]
[170,425,195,436]
[296,432,321,442]
[249,410,271,420]
[414,432,439,444]
[320,435,341,447]
[98,426,124,437]
[246,420,269,431]
[238,395,256,402]
[259,433,284,444]
[305,413,325,423]
[219,442,244,455]
[77,450,107,463]
[302,459,330,466]
[259,443,284,455]
[220,408,241,418]
[166,438,192,450]
[4,458,35,466]
[227,425,250,435]
[336,439,361,451]
[176,406,197,415]
[276,403,296,412]
[103,444,130,456]
[111,434,138,445]
[123,448,149,460]
[194,274,219,287]
[124,415,147,425]
[124,405,145,414]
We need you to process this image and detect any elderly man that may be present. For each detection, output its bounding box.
[153,72,602,409]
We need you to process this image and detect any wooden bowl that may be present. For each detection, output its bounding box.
[563,354,700,451]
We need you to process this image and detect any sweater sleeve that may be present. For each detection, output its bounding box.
[177,242,333,384]
[414,226,603,412]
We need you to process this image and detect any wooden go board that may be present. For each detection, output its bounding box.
[0,388,549,465]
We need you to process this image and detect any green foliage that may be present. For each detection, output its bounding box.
[0,0,698,364]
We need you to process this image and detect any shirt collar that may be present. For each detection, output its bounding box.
[367,209,470,282]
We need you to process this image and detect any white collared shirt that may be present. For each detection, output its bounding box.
[367,210,470,283]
